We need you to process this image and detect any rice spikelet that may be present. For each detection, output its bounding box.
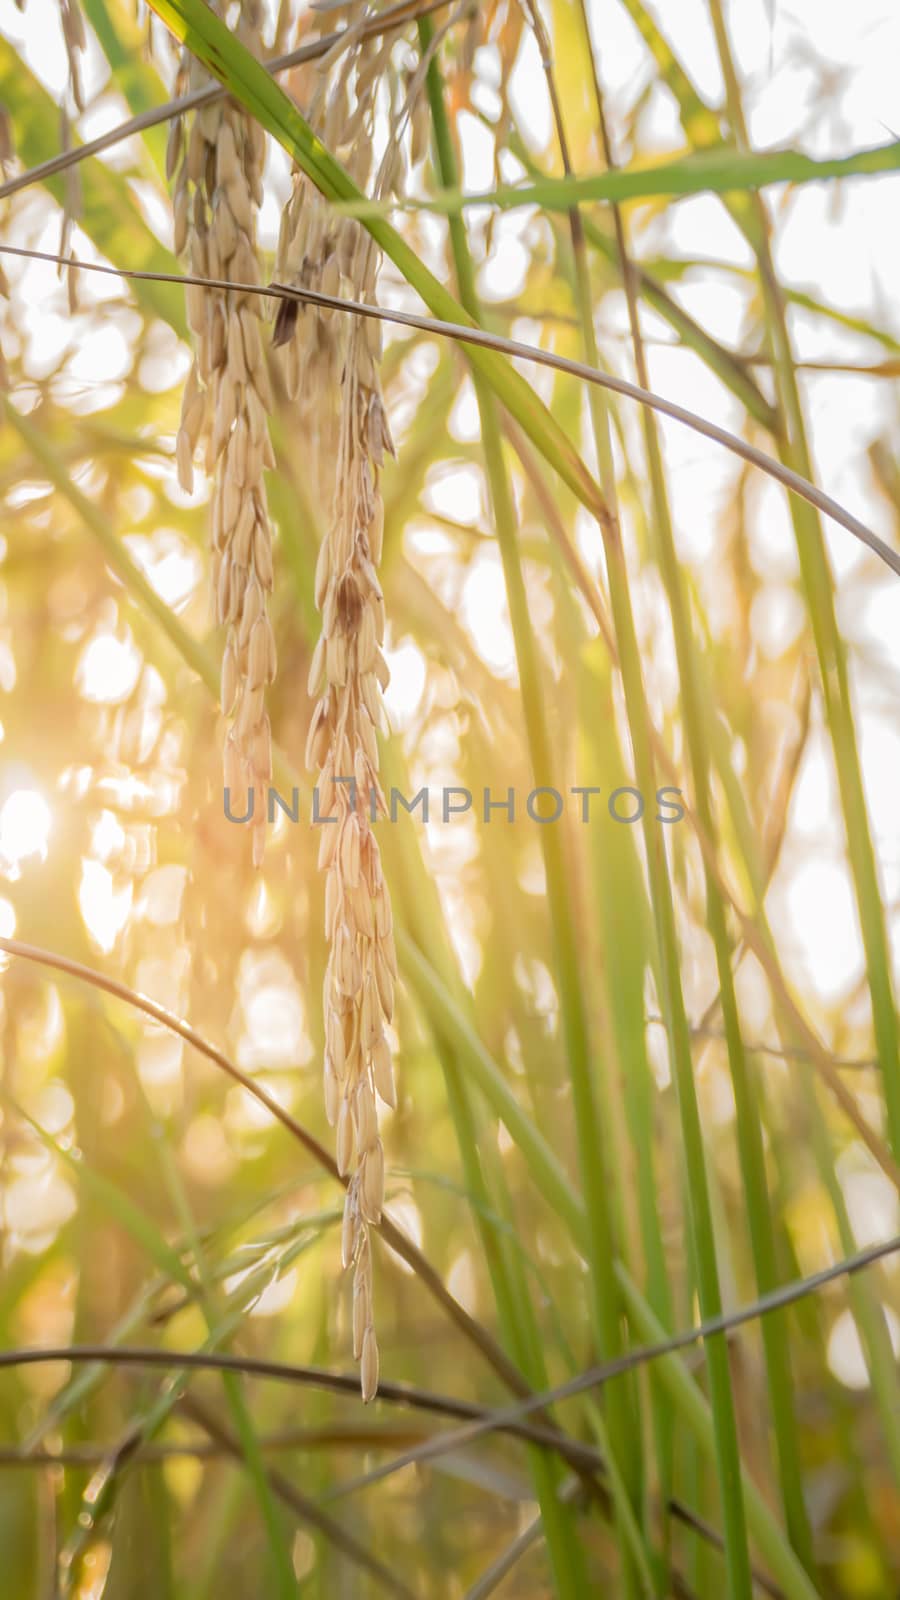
[308,304,396,1405]
[170,0,275,867]
[277,10,403,1403]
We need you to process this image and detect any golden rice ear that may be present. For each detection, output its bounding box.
[282,15,413,1407]
[170,16,276,867]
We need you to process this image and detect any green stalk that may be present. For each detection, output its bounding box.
[582,640,672,1548]
[705,0,900,1157]
[417,23,636,1594]
[618,1279,819,1600]
[581,294,756,1599]
[805,1091,900,1486]
[528,23,752,1595]
[575,8,815,1573]
[80,0,171,177]
[529,30,671,1587]
[388,754,654,1596]
[332,142,900,217]
[157,1146,296,1600]
[440,1066,594,1593]
[379,746,595,1594]
[580,642,675,1590]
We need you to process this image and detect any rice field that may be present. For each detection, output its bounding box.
[0,1,899,1595]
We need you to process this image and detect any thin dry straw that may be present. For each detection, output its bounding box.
[0,1341,600,1464]
[0,1230,894,1433]
[295,1229,900,1497]
[464,1514,548,1600]
[0,0,456,203]
[1,243,896,581]
[646,1015,877,1071]
[0,1423,434,1465]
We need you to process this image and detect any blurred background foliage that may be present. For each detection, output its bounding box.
[0,0,899,1595]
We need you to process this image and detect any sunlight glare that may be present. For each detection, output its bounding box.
[828,1305,900,1390]
[78,858,133,952]
[0,788,52,872]
[76,631,142,704]
[383,641,426,728]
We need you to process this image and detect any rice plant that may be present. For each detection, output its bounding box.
[0,1,898,1595]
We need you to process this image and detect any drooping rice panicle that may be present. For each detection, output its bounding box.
[170,0,276,868]
[306,301,397,1405]
[275,7,404,1403]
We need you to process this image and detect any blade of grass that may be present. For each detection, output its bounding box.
[804,1088,900,1486]
[524,13,751,1593]
[333,140,900,217]
[80,0,171,178]
[636,255,900,355]
[706,0,900,1162]
[555,205,777,430]
[90,1467,176,1600]
[483,110,776,429]
[574,6,817,1575]
[416,25,643,1600]
[579,637,676,1577]
[156,1143,295,1599]
[8,1100,194,1294]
